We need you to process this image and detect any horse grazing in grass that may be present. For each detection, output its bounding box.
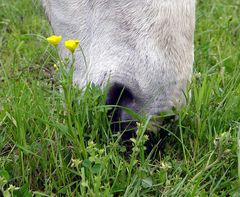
[42,0,195,131]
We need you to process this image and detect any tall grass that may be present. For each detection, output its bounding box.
[0,0,240,196]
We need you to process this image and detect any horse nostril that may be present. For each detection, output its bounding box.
[106,83,133,107]
[106,83,137,134]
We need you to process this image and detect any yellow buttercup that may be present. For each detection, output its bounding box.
[47,35,62,46]
[64,40,80,53]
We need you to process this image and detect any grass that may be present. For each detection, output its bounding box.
[0,0,240,196]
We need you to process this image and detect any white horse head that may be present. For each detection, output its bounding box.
[42,0,195,128]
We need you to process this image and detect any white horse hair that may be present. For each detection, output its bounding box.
[42,0,195,122]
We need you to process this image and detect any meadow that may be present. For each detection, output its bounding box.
[0,0,240,196]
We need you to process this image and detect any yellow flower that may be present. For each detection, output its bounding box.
[47,35,62,46]
[64,40,80,53]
